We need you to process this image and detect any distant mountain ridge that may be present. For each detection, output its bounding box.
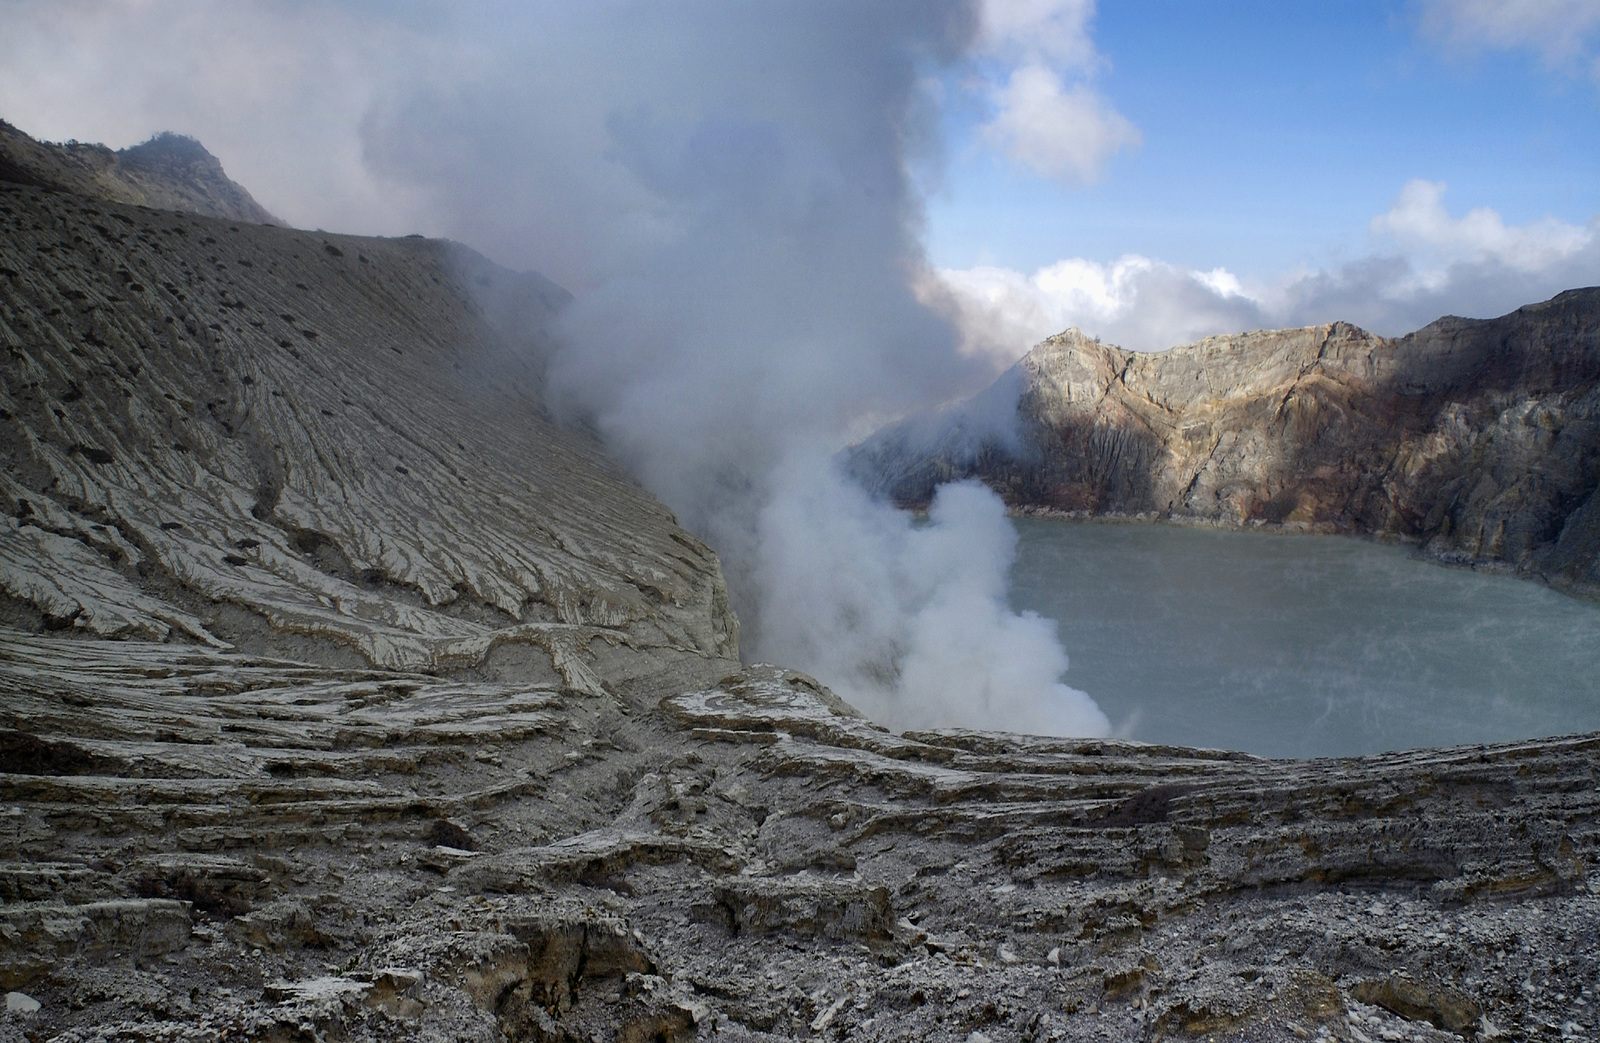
[0,120,279,224]
[848,289,1600,598]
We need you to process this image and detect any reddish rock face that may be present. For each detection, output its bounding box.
[849,290,1600,597]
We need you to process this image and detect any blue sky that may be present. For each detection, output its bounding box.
[3,0,1598,357]
[928,1,1600,279]
[910,0,1600,356]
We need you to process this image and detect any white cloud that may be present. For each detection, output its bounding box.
[978,0,1100,68]
[969,0,1138,184]
[982,64,1140,182]
[1419,0,1600,65]
[930,180,1600,358]
[1371,178,1593,274]
[922,254,1263,359]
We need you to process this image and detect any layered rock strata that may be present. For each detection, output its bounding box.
[2,643,1597,1040]
[2,126,1597,1041]
[849,294,1600,596]
[0,176,736,682]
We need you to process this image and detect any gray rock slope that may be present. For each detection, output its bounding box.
[3,647,1596,1041]
[0,178,736,682]
[0,121,280,225]
[849,293,1600,597]
[2,127,1598,1041]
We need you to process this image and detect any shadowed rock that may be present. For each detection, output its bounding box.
[849,294,1600,597]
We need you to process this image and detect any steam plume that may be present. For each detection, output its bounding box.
[508,3,1108,734]
[0,0,1111,735]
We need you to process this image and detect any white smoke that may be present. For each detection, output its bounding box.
[756,455,1107,735]
[519,4,1110,735]
[0,0,1112,737]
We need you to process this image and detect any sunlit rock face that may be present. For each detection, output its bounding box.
[850,291,1600,596]
[2,123,1598,1042]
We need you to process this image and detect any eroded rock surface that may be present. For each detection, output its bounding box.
[849,295,1600,597]
[0,176,736,680]
[2,648,1597,1041]
[3,127,1597,1041]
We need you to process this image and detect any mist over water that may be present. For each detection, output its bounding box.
[756,472,1107,734]
[1010,518,1600,758]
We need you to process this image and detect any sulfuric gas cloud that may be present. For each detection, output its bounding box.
[29,3,1595,732]
[0,0,1128,736]
[357,1,1111,734]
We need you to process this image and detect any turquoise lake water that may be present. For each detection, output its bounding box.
[1008,517,1600,758]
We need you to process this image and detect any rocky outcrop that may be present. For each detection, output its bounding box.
[849,292,1600,596]
[0,121,279,224]
[3,124,1597,1041]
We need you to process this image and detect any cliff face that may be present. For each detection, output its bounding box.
[2,125,1598,1043]
[850,290,1600,595]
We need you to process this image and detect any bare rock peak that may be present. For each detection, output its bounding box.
[0,118,279,224]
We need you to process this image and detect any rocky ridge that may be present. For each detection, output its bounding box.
[2,125,1598,1041]
[0,122,279,226]
[848,295,1600,597]
[0,175,733,679]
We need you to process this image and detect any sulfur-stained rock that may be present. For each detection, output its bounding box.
[1350,974,1482,1034]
